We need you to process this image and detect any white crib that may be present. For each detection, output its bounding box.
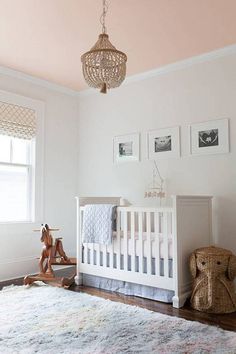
[75,195,212,308]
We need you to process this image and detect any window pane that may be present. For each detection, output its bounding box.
[12,138,29,164]
[0,165,29,222]
[0,135,11,163]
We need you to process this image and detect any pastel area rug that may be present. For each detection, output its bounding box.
[1,284,236,354]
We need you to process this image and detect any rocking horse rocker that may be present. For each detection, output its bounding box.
[24,224,76,288]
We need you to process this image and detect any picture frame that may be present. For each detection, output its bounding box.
[113,133,140,163]
[147,126,180,160]
[189,118,229,156]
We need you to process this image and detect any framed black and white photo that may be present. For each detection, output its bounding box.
[147,126,180,160]
[113,133,140,163]
[189,118,229,155]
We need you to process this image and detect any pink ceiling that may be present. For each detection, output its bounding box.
[0,0,235,91]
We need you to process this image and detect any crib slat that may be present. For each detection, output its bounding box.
[90,243,94,265]
[131,211,135,272]
[124,211,128,271]
[82,208,87,264]
[110,235,114,269]
[97,243,100,266]
[146,212,151,275]
[155,211,160,276]
[84,243,88,264]
[138,212,143,273]
[163,212,169,277]
[117,210,121,270]
[80,210,84,264]
[93,244,97,265]
[109,210,115,268]
[103,244,107,267]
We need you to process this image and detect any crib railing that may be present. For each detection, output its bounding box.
[78,206,175,291]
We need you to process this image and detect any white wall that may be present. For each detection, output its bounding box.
[78,52,236,254]
[0,76,78,281]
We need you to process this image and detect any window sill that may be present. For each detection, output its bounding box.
[0,220,36,226]
[0,221,39,235]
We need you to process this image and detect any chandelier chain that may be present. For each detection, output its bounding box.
[100,0,108,34]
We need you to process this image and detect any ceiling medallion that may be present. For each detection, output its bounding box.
[81,0,127,94]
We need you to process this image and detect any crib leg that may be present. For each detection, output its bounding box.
[75,273,83,285]
[172,293,190,308]
[172,296,181,308]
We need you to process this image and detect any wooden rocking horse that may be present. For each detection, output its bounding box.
[24,224,76,288]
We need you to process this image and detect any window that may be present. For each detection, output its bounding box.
[0,99,37,223]
[0,135,33,222]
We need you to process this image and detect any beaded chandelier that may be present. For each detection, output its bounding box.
[81,0,127,94]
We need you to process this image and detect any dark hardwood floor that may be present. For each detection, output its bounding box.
[70,285,236,332]
[1,268,236,332]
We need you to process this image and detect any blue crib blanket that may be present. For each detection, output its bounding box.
[82,204,116,245]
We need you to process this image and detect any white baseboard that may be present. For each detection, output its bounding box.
[0,250,76,283]
[0,256,38,283]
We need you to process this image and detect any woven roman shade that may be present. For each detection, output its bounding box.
[0,101,36,140]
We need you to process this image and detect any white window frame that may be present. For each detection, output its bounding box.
[0,90,44,224]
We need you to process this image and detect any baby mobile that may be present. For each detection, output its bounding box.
[144,161,165,203]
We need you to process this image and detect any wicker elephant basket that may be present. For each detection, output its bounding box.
[189,246,236,313]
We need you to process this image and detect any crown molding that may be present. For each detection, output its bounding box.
[0,44,235,98]
[78,43,236,98]
[0,65,79,97]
